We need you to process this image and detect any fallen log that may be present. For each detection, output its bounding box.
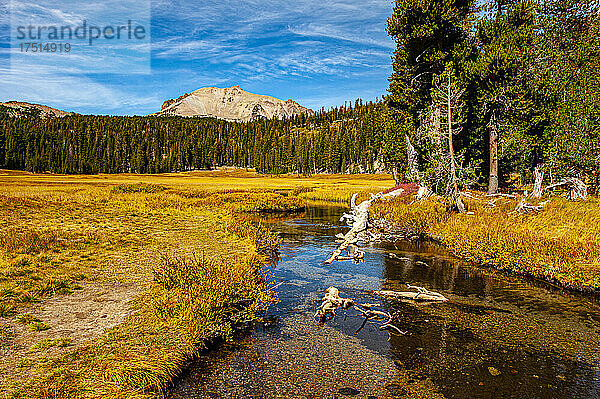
[325,184,419,264]
[373,285,448,302]
[545,177,587,201]
[460,191,481,200]
[486,193,516,199]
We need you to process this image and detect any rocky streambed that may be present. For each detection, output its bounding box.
[171,205,600,399]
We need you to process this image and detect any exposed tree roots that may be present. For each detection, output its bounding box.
[314,286,448,338]
[324,184,418,264]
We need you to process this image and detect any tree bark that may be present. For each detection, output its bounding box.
[433,105,442,145]
[392,167,400,185]
[531,167,544,198]
[488,110,499,195]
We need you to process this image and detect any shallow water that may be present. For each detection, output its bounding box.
[171,206,600,399]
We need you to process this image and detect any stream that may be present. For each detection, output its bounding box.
[171,205,600,398]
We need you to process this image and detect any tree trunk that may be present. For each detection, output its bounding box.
[433,105,442,145]
[405,134,419,182]
[531,167,544,198]
[392,167,400,185]
[488,110,499,195]
[447,77,465,213]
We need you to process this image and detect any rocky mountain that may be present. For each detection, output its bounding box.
[0,101,74,118]
[153,86,314,121]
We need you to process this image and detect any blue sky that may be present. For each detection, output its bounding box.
[0,0,394,115]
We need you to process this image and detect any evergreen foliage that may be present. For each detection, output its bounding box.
[387,0,600,193]
[1,0,598,195]
[0,101,388,175]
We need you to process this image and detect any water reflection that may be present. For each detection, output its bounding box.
[172,206,600,399]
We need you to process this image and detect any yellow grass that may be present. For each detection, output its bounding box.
[0,168,392,398]
[371,194,600,290]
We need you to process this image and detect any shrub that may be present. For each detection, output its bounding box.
[0,302,16,318]
[29,321,50,331]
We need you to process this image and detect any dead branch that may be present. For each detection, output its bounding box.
[460,192,481,200]
[545,177,587,201]
[373,285,448,302]
[486,193,516,199]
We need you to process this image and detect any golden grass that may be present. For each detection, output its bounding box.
[0,168,389,398]
[0,168,395,203]
[372,195,600,290]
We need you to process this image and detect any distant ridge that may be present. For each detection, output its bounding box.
[0,101,74,118]
[152,86,314,121]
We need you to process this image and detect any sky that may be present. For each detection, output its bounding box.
[0,0,394,115]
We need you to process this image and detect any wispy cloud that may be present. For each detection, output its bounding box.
[1,0,394,114]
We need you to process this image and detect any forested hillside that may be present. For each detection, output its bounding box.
[0,0,598,194]
[0,100,386,176]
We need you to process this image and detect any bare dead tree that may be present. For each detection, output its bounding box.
[488,110,499,195]
[433,69,466,213]
[531,167,545,198]
[406,134,419,182]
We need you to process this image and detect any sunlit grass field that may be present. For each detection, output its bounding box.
[0,168,394,398]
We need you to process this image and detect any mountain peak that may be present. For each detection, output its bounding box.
[154,86,314,121]
[0,101,73,118]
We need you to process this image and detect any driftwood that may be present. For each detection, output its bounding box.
[387,253,410,261]
[325,185,419,264]
[373,285,448,302]
[315,287,355,321]
[314,287,406,336]
[545,177,587,201]
[315,286,448,337]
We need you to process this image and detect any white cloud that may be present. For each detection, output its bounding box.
[0,65,158,114]
[1,0,395,114]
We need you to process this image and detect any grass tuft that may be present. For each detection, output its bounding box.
[16,313,40,324]
[29,321,50,332]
